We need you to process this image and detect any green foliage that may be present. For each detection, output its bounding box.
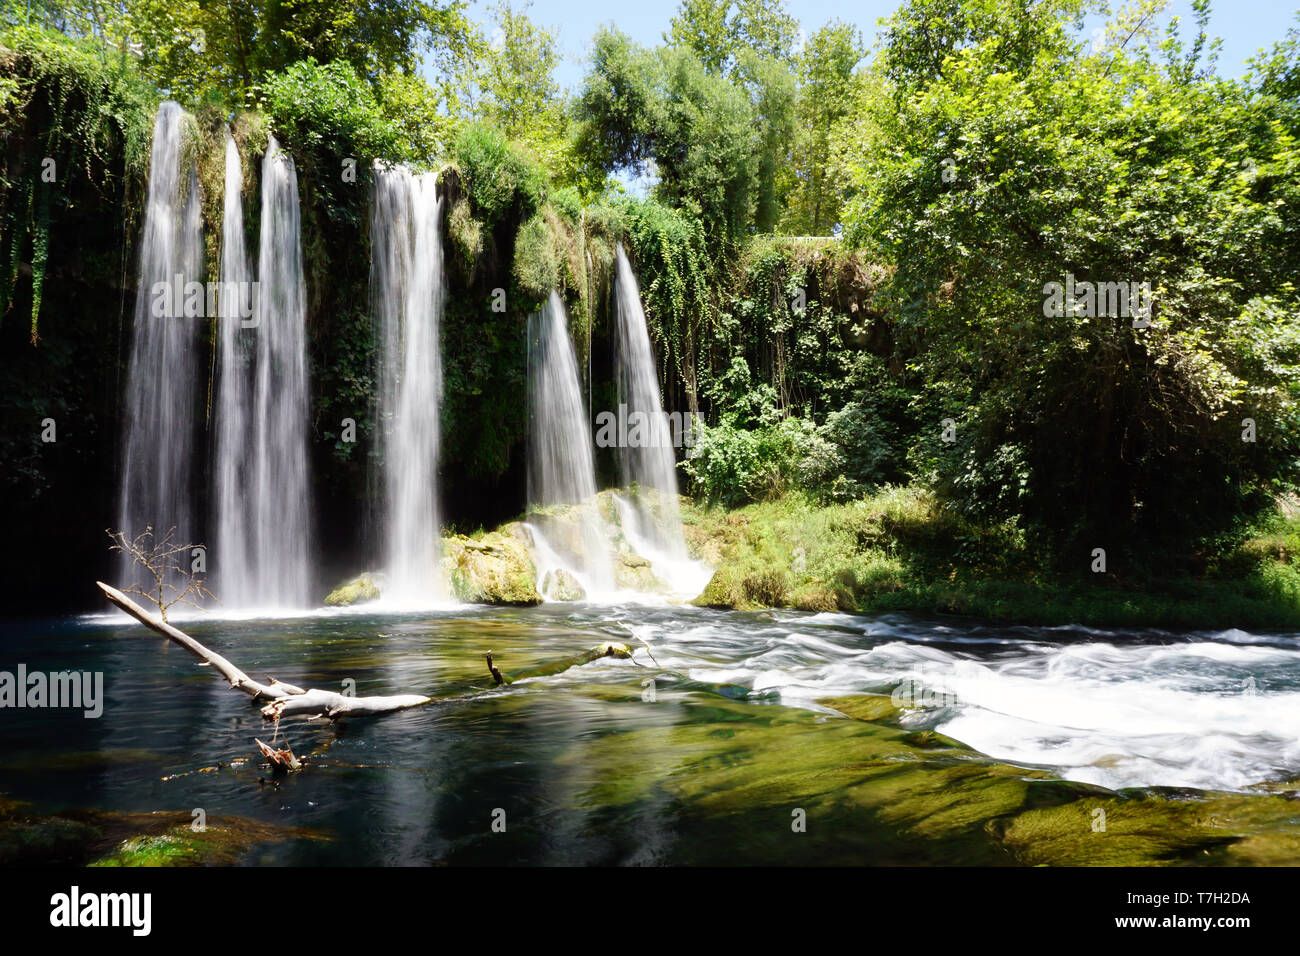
[576,27,779,246]
[685,488,1300,628]
[455,1,579,182]
[664,0,798,75]
[616,195,710,389]
[837,0,1300,556]
[512,211,559,302]
[782,21,863,234]
[683,411,845,507]
[262,59,401,161]
[30,0,479,102]
[0,26,155,339]
[452,121,548,224]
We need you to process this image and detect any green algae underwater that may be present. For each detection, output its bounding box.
[2,602,1300,866]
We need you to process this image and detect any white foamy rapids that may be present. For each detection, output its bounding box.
[616,612,1300,792]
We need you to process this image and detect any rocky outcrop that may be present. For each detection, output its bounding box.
[441,524,542,605]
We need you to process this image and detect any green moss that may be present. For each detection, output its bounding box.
[324,573,381,607]
[452,122,548,225]
[447,195,483,267]
[544,691,1300,865]
[513,212,560,302]
[90,827,254,867]
[819,693,903,723]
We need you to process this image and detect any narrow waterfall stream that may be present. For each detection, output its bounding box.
[527,291,614,597]
[117,102,203,589]
[612,244,690,559]
[212,130,253,605]
[371,166,445,606]
[239,135,312,607]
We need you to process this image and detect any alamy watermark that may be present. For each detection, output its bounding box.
[0,664,103,718]
[151,275,261,326]
[594,405,702,449]
[1043,273,1153,327]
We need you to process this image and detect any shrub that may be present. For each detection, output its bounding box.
[452,122,548,225]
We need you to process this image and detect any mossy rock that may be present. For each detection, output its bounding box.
[788,583,841,612]
[89,823,283,867]
[819,693,905,724]
[0,817,105,866]
[324,572,381,607]
[692,566,742,608]
[442,528,541,605]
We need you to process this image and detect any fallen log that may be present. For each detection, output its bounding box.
[96,581,432,719]
[486,641,633,685]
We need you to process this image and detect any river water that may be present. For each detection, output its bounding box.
[2,604,1298,865]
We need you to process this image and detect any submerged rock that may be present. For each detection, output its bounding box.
[323,572,382,607]
[441,527,542,605]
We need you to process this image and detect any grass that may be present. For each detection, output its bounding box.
[682,486,1300,630]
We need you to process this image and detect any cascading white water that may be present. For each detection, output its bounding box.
[118,101,203,588]
[211,132,251,605]
[612,244,689,559]
[371,166,445,604]
[527,292,613,596]
[211,134,312,608]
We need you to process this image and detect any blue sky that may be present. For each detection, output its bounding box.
[461,0,1299,90]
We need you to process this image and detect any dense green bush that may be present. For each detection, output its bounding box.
[262,59,402,163]
[512,211,560,302]
[452,122,548,225]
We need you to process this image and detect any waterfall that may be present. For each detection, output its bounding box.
[210,134,312,609]
[212,131,252,605]
[612,244,687,558]
[527,292,613,596]
[371,166,444,605]
[117,102,203,590]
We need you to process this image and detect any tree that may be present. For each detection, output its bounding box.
[576,27,773,245]
[782,20,863,234]
[664,0,798,76]
[839,0,1300,557]
[106,526,214,622]
[448,1,577,182]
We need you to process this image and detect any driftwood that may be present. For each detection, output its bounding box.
[97,581,432,719]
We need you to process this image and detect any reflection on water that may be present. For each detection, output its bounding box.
[2,605,1299,865]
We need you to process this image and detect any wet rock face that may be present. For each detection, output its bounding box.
[441,530,542,606]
